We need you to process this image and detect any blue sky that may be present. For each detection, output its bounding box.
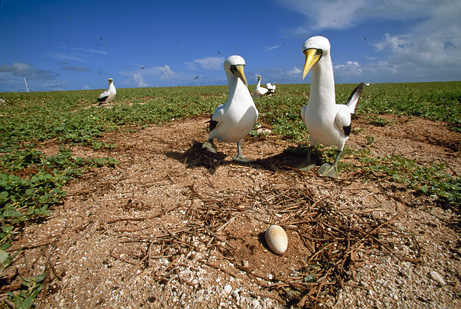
[0,0,460,92]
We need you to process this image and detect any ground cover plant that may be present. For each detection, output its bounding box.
[0,81,460,307]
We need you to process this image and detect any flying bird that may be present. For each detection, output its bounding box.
[299,36,364,178]
[202,55,258,163]
[253,75,268,97]
[96,78,116,106]
[266,82,277,95]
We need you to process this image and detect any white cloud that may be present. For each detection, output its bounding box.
[121,65,194,87]
[277,0,461,82]
[52,46,108,62]
[132,72,148,87]
[70,47,107,55]
[365,1,461,82]
[286,67,302,77]
[265,44,282,51]
[334,61,362,80]
[276,0,452,31]
[63,64,91,72]
[0,62,58,80]
[185,56,224,70]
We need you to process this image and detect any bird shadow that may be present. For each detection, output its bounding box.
[165,140,323,175]
[165,141,228,175]
[251,144,322,173]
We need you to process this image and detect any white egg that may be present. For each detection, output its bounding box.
[265,225,288,255]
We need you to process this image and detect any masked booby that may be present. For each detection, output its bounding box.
[202,55,258,163]
[299,36,364,178]
[253,75,269,97]
[97,78,116,106]
[266,82,276,95]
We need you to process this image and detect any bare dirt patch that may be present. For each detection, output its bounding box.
[4,115,460,308]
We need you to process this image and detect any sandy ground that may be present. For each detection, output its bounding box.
[3,114,460,308]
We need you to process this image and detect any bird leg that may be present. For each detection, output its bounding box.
[318,150,342,178]
[202,139,217,154]
[297,147,316,171]
[232,141,251,163]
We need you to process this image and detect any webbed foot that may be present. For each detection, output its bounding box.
[202,141,217,153]
[318,163,338,178]
[232,155,252,164]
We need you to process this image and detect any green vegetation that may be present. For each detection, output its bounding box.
[0,82,460,306]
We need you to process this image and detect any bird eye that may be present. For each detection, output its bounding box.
[230,65,244,75]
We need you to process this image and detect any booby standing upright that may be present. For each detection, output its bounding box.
[253,75,269,97]
[97,78,116,106]
[299,36,364,178]
[203,55,258,163]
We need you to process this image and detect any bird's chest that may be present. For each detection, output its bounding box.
[305,104,334,130]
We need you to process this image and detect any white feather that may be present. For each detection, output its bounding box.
[209,56,258,143]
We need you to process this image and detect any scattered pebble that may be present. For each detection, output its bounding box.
[428,271,446,286]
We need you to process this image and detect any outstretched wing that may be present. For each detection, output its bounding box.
[345,82,364,113]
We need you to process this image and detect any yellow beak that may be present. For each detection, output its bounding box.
[233,65,248,87]
[302,49,321,80]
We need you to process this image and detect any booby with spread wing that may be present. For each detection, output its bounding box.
[97,78,116,106]
[266,82,276,95]
[203,55,258,163]
[299,36,364,178]
[253,75,269,97]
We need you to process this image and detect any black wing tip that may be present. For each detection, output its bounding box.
[209,118,218,131]
[343,125,352,136]
[346,82,364,103]
[97,96,108,103]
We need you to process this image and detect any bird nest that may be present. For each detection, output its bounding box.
[102,170,417,307]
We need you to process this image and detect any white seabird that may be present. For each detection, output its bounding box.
[299,36,364,178]
[97,78,116,106]
[266,82,276,95]
[203,55,258,163]
[253,75,269,97]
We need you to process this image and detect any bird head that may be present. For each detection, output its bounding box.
[224,55,248,87]
[108,78,114,83]
[302,36,330,79]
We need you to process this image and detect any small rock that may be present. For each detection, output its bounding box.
[428,271,446,285]
[224,284,232,294]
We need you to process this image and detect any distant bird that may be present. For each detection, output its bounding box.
[253,75,268,97]
[97,78,116,106]
[299,36,364,178]
[202,55,258,163]
[266,82,277,95]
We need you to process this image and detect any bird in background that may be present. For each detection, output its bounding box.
[202,55,258,163]
[266,82,277,95]
[97,78,116,106]
[298,36,364,178]
[253,75,269,97]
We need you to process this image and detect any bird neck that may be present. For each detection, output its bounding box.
[310,55,335,106]
[227,74,251,106]
[109,83,116,92]
[256,79,261,87]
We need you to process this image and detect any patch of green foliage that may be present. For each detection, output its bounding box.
[338,147,460,210]
[7,272,46,309]
[0,146,116,229]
